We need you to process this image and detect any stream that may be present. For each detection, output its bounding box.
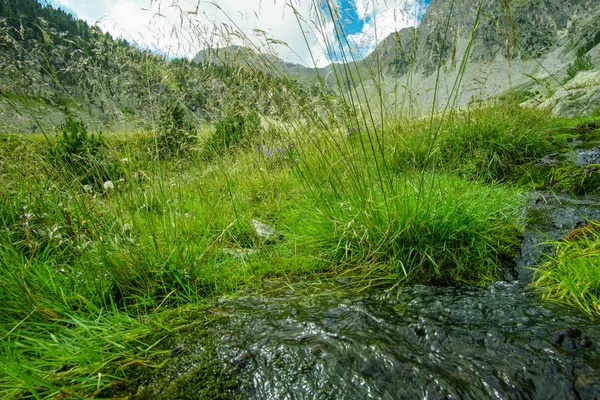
[154,280,600,400]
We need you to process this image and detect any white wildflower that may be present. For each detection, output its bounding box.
[252,219,277,240]
[103,181,115,191]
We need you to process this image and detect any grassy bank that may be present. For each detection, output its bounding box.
[533,222,600,315]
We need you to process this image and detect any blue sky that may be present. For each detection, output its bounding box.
[319,0,431,62]
[327,0,370,35]
[39,0,431,66]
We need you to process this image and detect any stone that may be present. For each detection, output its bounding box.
[539,70,600,117]
[252,219,277,240]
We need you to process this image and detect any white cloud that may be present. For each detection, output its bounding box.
[52,0,425,67]
[317,0,423,62]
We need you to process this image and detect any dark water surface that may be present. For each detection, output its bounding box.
[193,282,600,399]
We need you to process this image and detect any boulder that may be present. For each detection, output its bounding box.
[539,70,600,117]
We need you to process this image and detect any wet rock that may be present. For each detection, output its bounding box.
[517,192,600,282]
[310,343,328,356]
[549,328,593,352]
[535,153,561,166]
[231,351,253,366]
[572,146,600,167]
[539,70,600,117]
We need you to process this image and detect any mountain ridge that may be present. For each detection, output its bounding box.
[2,0,600,132]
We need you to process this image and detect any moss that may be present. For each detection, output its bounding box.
[563,221,600,243]
[524,206,554,230]
[509,159,600,195]
[132,358,239,400]
[567,120,600,148]
[489,221,523,271]
[552,164,600,195]
[249,254,330,278]
[572,120,600,134]
[103,307,242,400]
[575,132,600,148]
[509,160,555,189]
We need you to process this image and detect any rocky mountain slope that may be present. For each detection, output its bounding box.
[348,0,600,116]
[194,0,600,118]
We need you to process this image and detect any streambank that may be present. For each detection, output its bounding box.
[122,191,600,399]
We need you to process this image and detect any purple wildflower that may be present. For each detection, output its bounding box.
[346,126,366,138]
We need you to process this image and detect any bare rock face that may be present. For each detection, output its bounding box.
[380,0,600,75]
[539,70,600,117]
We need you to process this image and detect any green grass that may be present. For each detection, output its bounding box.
[0,94,583,398]
[533,223,600,315]
[294,173,523,285]
[391,101,567,181]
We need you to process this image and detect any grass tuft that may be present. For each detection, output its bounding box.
[533,222,600,315]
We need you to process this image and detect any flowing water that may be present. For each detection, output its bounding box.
[145,281,600,400]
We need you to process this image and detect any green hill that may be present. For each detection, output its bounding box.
[0,0,331,133]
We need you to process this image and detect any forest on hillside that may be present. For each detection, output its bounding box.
[0,0,335,132]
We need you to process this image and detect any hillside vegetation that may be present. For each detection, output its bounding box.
[0,0,334,133]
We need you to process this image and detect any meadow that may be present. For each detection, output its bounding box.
[4,97,599,397]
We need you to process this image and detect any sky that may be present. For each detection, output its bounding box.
[42,0,430,67]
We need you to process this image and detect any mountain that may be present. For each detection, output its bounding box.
[193,45,327,86]
[347,0,600,116]
[195,0,600,117]
[2,0,600,133]
[0,0,331,133]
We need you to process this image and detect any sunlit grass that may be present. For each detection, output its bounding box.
[0,93,575,396]
[533,223,600,315]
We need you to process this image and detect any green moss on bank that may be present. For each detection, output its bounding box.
[104,307,241,400]
[510,160,600,195]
